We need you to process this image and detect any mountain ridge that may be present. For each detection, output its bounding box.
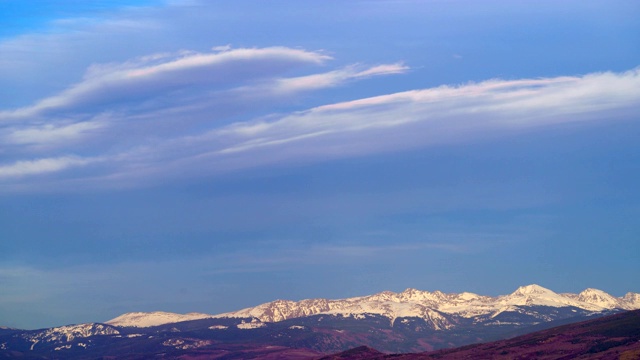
[321,309,640,359]
[105,311,215,328]
[210,284,640,325]
[105,284,640,328]
[3,284,640,357]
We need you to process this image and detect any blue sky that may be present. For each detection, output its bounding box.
[1,0,639,329]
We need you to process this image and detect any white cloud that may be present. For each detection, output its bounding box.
[124,46,330,79]
[0,45,409,190]
[213,68,640,157]
[5,121,103,146]
[0,157,93,178]
[354,62,408,77]
[273,62,409,93]
[1,57,638,191]
[91,67,639,190]
[0,47,332,120]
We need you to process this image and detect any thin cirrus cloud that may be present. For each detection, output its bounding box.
[0,46,332,120]
[83,66,640,187]
[6,121,104,146]
[272,62,409,93]
[0,45,408,189]
[102,66,640,186]
[0,46,341,153]
[0,156,94,179]
[209,67,640,157]
[1,43,639,191]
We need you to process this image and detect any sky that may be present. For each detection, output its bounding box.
[1,0,639,330]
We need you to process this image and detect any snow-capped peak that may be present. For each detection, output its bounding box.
[215,284,640,327]
[623,292,640,308]
[22,323,120,350]
[397,288,446,303]
[103,285,640,331]
[577,288,622,309]
[106,311,215,328]
[510,284,556,296]
[499,284,601,310]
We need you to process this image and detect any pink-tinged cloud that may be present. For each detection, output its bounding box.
[1,65,639,191]
[215,68,640,157]
[0,46,332,120]
[272,63,409,93]
[125,46,331,79]
[1,46,403,157]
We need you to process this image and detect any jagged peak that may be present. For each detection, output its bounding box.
[378,290,397,296]
[400,288,435,297]
[366,290,398,301]
[401,287,423,294]
[396,288,449,303]
[265,299,297,305]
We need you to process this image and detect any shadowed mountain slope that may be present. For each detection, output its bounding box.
[325,309,640,359]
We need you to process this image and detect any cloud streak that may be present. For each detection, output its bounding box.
[5,121,104,146]
[1,46,332,119]
[1,43,638,192]
[0,157,94,179]
[203,67,640,164]
[272,62,409,93]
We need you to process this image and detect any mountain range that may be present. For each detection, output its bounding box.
[208,284,640,327]
[104,284,640,329]
[1,284,639,358]
[321,309,640,359]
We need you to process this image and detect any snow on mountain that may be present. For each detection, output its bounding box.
[22,323,119,351]
[106,311,215,328]
[577,288,625,309]
[623,292,640,308]
[216,298,334,323]
[496,284,603,310]
[99,285,639,332]
[213,284,640,327]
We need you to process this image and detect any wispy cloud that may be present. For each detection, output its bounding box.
[272,62,409,93]
[208,68,640,158]
[0,45,407,189]
[1,47,638,191]
[5,120,104,146]
[0,46,332,120]
[0,156,93,178]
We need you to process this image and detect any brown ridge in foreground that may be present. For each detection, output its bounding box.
[319,346,385,359]
[323,309,640,359]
